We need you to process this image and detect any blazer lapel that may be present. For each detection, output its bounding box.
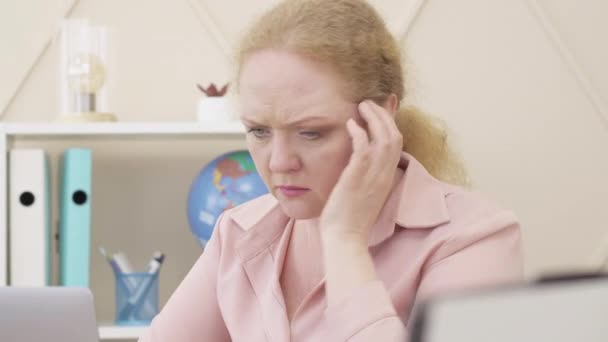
[233,198,292,341]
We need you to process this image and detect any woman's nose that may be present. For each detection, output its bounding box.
[268,140,301,173]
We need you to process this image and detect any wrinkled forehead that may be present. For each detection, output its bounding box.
[238,50,356,125]
[239,49,342,92]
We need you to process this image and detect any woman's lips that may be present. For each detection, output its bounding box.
[277,185,310,197]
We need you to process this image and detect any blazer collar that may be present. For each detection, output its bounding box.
[231,152,451,257]
[368,152,451,246]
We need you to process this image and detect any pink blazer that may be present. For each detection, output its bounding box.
[139,153,523,342]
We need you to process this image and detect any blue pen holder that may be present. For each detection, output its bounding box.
[114,272,159,325]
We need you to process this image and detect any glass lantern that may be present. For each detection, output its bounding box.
[58,19,117,122]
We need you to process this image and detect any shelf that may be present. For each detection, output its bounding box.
[0,121,245,139]
[98,324,148,340]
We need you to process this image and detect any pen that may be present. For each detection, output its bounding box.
[99,247,123,275]
[112,251,135,273]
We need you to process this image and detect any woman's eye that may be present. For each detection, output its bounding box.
[247,127,271,139]
[300,131,321,140]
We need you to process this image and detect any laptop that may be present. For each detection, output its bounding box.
[0,286,99,342]
[409,273,608,342]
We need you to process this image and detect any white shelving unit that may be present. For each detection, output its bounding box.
[0,121,244,138]
[0,121,245,340]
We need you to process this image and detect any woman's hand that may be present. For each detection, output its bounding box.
[320,99,403,247]
[320,99,403,307]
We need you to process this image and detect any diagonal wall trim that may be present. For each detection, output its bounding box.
[525,0,608,127]
[187,0,232,62]
[398,0,429,44]
[0,0,80,118]
[525,0,608,268]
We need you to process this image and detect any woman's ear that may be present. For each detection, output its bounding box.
[382,94,399,117]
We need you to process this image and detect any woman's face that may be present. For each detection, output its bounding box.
[239,49,358,219]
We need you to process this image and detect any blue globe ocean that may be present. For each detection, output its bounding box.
[187,150,268,247]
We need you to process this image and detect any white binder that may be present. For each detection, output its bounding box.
[8,149,51,286]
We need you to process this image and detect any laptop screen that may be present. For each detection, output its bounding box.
[0,287,99,342]
[410,274,608,342]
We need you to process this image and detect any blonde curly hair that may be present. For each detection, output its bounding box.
[236,0,469,186]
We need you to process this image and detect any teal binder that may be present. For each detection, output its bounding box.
[59,148,92,287]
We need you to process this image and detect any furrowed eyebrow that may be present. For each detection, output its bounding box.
[284,115,331,126]
[240,115,331,127]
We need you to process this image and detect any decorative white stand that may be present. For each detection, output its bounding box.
[197,97,237,123]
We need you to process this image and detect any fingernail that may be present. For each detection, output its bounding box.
[359,101,370,112]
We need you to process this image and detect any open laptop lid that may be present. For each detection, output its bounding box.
[0,286,99,342]
[410,273,608,342]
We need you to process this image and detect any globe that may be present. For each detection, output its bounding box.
[187,150,268,247]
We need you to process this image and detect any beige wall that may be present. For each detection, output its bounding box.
[405,0,608,275]
[2,0,607,334]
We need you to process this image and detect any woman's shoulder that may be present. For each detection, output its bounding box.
[432,182,521,243]
[397,152,519,234]
[443,183,516,221]
[414,182,524,280]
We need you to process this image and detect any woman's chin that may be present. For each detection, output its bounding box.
[277,200,322,219]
